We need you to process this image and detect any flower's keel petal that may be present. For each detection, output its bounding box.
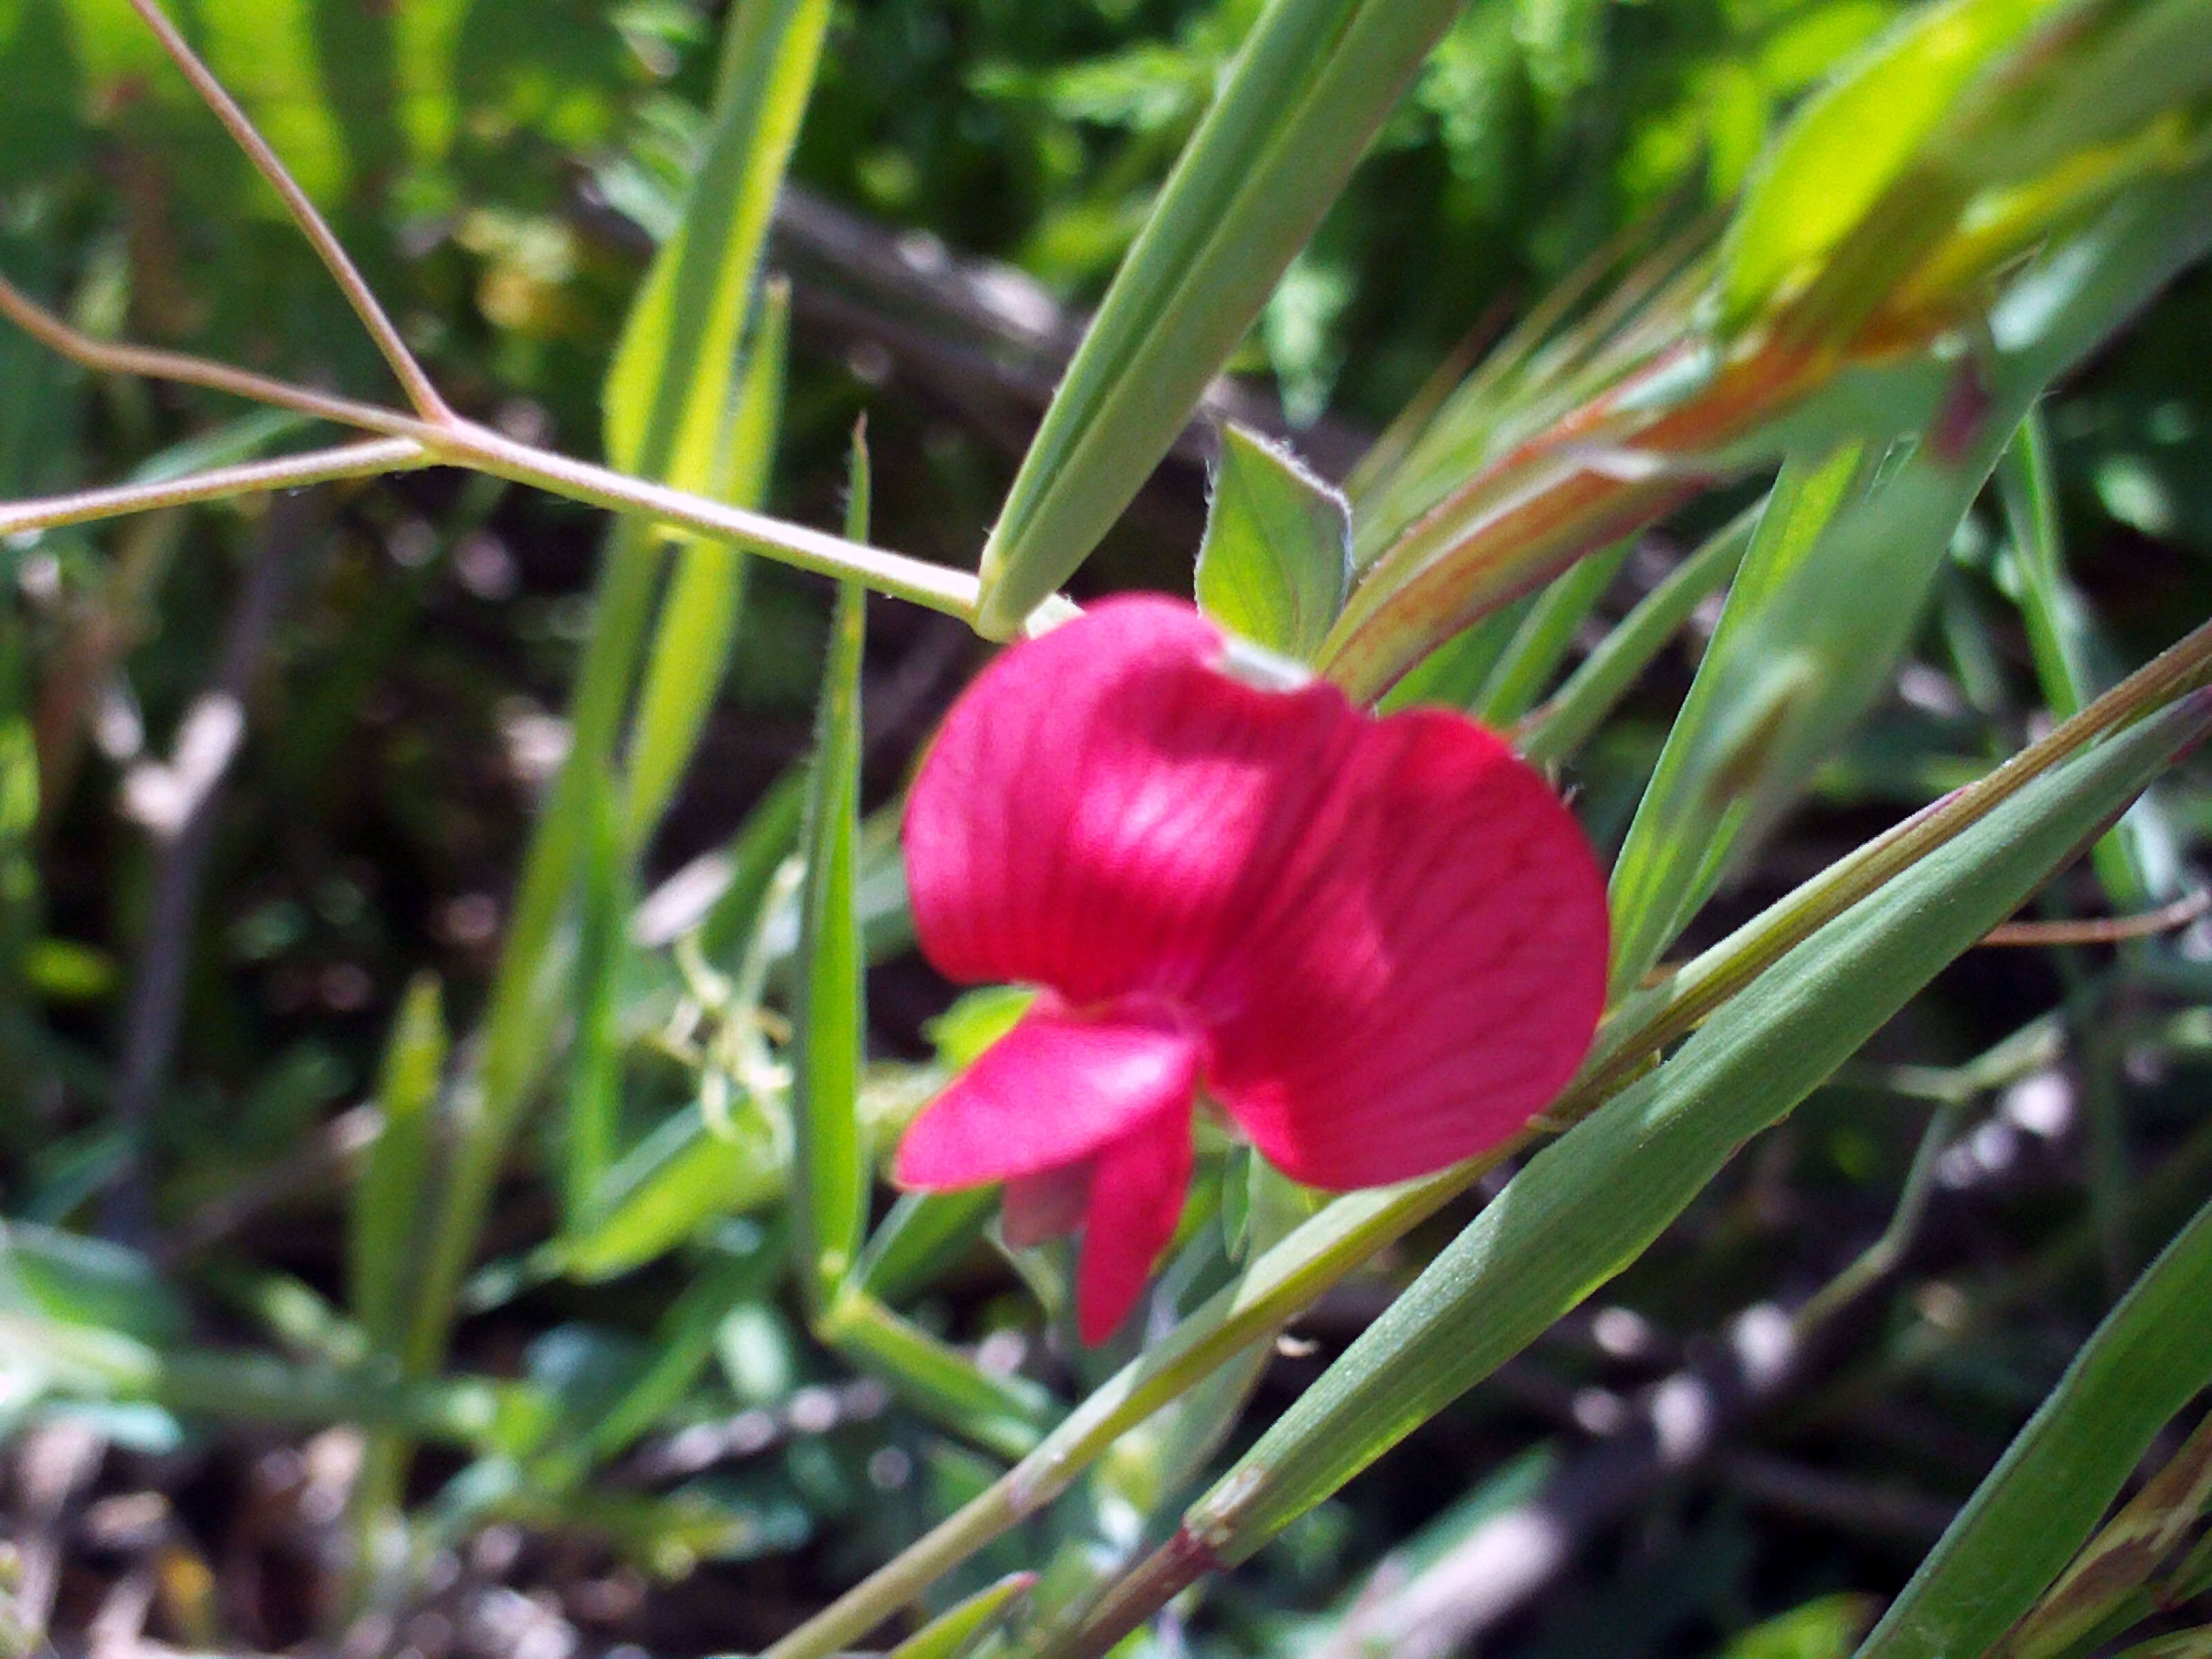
[1075,1105,1195,1345]
[906,596,1360,1006]
[893,997,1203,1188]
[1002,1162,1093,1248]
[1203,706,1611,1189]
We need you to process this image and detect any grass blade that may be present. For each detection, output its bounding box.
[791,434,871,1309]
[624,279,791,850]
[973,0,1463,635]
[1604,444,1864,994]
[1473,537,1631,725]
[1521,504,1756,765]
[821,1288,1055,1461]
[1997,408,2168,907]
[888,1572,1038,1659]
[553,1102,784,1282]
[562,777,628,1229]
[603,0,828,484]
[348,975,446,1358]
[1854,1198,2212,1659]
[853,1190,997,1306]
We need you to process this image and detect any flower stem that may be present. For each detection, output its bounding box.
[0,275,982,620]
[0,440,429,537]
[122,0,452,422]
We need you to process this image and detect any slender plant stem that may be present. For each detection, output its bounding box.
[0,273,427,437]
[1794,1096,1969,1333]
[0,276,984,621]
[0,440,429,537]
[1978,888,2210,947]
[122,0,451,421]
[438,420,981,618]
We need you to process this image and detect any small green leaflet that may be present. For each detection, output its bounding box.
[1195,424,1352,662]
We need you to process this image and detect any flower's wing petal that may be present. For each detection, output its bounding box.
[904,594,1359,1005]
[1075,1104,1194,1345]
[1002,1162,1092,1248]
[894,997,1201,1188]
[1201,707,1610,1190]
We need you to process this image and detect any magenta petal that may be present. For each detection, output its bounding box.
[903,592,1607,1214]
[1002,1163,1092,1248]
[904,596,1358,1007]
[1200,706,1609,1188]
[893,995,1202,1189]
[1074,1105,1194,1345]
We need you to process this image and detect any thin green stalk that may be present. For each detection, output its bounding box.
[1473,538,1631,726]
[0,276,981,620]
[0,439,429,536]
[1520,503,1759,765]
[122,0,450,419]
[1795,1095,1969,1332]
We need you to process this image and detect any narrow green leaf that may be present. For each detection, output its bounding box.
[822,1288,1054,1462]
[791,436,872,1308]
[1997,410,2162,907]
[2005,1412,2212,1659]
[1522,505,1757,766]
[973,0,1465,635]
[579,1225,784,1463]
[350,976,446,1358]
[556,1102,785,1283]
[887,1572,1038,1659]
[697,766,809,969]
[603,0,830,484]
[1605,443,1866,995]
[563,777,628,1230]
[1718,0,2058,326]
[1473,538,1631,725]
[624,279,792,850]
[1181,689,2211,1560]
[1376,601,1533,715]
[1194,424,1352,662]
[854,1190,997,1306]
[1854,1199,2212,1659]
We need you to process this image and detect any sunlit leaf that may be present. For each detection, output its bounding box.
[1195,424,1351,662]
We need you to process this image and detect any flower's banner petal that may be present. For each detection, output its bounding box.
[906,594,1609,1192]
[1076,1104,1196,1345]
[1002,1163,1093,1248]
[1203,702,1609,1188]
[908,596,1353,1005]
[893,996,1203,1189]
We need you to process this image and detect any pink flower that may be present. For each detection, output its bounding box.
[894,596,1610,1342]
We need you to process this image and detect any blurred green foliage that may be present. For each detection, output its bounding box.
[0,3,2208,1657]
